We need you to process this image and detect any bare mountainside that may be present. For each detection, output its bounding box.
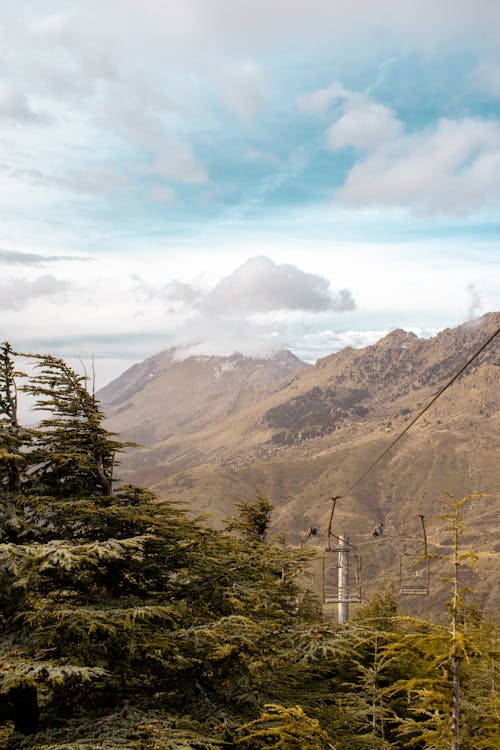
[101,348,308,446]
[101,313,500,615]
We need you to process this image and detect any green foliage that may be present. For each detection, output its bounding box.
[377,493,499,750]
[0,343,29,495]
[0,346,498,750]
[21,354,129,496]
[235,703,334,749]
[227,496,273,542]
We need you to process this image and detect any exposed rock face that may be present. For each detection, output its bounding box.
[100,313,500,615]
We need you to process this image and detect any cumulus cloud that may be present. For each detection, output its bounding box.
[164,279,204,306]
[200,256,355,314]
[301,82,500,214]
[297,82,348,118]
[327,99,402,150]
[0,275,71,310]
[298,82,402,151]
[131,257,354,319]
[125,257,355,359]
[335,116,500,214]
[219,61,268,123]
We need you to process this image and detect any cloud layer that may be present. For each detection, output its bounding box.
[0,249,86,266]
[1,2,499,373]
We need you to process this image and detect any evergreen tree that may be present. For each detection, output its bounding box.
[235,703,335,749]
[227,496,273,542]
[0,343,28,495]
[1,347,498,749]
[0,353,327,748]
[378,492,498,750]
[22,353,127,496]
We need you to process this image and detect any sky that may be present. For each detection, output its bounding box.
[1,0,500,387]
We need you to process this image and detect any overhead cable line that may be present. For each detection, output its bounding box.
[339,324,499,500]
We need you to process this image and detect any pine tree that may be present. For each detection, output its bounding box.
[378,492,496,750]
[19,353,129,497]
[235,703,335,749]
[0,343,28,495]
[2,347,497,750]
[0,352,333,748]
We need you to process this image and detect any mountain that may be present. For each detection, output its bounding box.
[100,313,500,615]
[102,348,308,447]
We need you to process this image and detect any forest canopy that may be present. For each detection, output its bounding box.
[0,343,498,750]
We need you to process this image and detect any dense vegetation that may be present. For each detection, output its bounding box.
[0,343,498,749]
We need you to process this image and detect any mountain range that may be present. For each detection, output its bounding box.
[100,312,500,616]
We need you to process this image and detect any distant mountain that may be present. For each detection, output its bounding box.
[101,313,500,615]
[100,348,308,446]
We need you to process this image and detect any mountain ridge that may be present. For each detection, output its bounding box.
[100,312,500,614]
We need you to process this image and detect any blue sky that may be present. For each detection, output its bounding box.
[1,0,500,384]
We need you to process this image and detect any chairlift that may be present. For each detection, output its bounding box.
[322,545,362,604]
[321,496,362,605]
[399,514,430,596]
[399,554,431,595]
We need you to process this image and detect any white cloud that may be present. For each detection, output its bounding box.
[293,326,442,362]
[301,82,500,214]
[0,275,70,310]
[170,315,286,359]
[466,283,483,320]
[118,256,356,359]
[297,82,348,118]
[219,61,268,123]
[0,82,39,122]
[0,249,86,266]
[335,116,500,214]
[327,100,402,150]
[147,143,207,185]
[200,256,355,314]
[64,165,128,194]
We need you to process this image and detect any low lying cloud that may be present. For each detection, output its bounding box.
[292,326,442,362]
[0,275,71,310]
[466,283,483,320]
[200,256,355,314]
[129,256,356,359]
[170,315,286,360]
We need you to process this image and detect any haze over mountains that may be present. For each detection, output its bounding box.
[101,312,500,614]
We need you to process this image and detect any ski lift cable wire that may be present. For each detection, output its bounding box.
[338,324,500,501]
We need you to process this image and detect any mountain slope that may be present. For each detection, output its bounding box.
[101,313,500,614]
[101,348,308,446]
